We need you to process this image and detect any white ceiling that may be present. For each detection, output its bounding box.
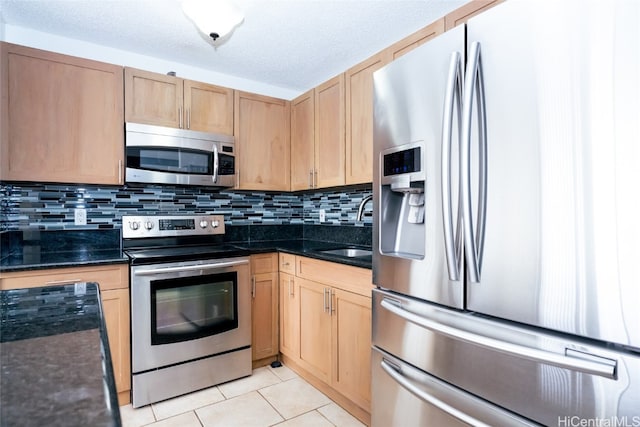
[0,0,467,98]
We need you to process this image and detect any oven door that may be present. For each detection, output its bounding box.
[130,257,251,373]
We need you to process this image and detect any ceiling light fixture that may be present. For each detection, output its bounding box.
[182,0,244,42]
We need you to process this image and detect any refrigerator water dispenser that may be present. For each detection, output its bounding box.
[379,143,425,259]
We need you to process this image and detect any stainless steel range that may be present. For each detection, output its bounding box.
[123,214,251,408]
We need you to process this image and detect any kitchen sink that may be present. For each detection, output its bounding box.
[318,248,372,258]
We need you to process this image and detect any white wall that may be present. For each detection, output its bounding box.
[1,24,300,100]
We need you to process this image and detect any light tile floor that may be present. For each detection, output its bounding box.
[120,363,365,427]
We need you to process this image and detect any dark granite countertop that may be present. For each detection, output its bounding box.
[1,225,372,272]
[236,239,372,269]
[0,249,128,272]
[0,283,121,426]
[1,229,128,273]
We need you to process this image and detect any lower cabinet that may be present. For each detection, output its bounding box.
[250,253,279,366]
[332,287,372,411]
[279,255,373,424]
[278,270,299,359]
[297,277,332,383]
[0,264,131,406]
[100,287,131,406]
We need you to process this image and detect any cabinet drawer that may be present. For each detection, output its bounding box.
[279,253,296,274]
[251,253,278,274]
[296,256,372,297]
[0,264,128,291]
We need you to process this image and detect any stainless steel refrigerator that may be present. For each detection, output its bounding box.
[371,0,640,425]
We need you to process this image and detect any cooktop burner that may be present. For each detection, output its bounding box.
[125,244,248,265]
[122,214,248,265]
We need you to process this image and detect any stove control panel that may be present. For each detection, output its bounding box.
[122,215,225,238]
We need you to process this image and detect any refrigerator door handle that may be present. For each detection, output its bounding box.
[380,358,537,427]
[380,298,617,379]
[461,41,488,284]
[442,51,464,282]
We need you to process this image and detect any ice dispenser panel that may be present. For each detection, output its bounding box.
[379,144,425,259]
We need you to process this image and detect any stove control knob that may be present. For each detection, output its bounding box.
[212,220,220,228]
[199,220,208,229]
[129,221,140,231]
[144,221,154,230]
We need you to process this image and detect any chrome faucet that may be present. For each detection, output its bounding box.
[357,194,373,221]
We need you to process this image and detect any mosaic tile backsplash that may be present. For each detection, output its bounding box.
[0,183,373,231]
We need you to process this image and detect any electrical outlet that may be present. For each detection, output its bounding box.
[319,209,326,222]
[74,282,87,296]
[74,208,87,225]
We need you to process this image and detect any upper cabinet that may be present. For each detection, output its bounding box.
[315,74,346,189]
[290,74,345,190]
[235,91,291,191]
[444,0,504,30]
[0,42,124,185]
[290,89,315,191]
[345,53,388,185]
[382,18,445,61]
[124,67,234,134]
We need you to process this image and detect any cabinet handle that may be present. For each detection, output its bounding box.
[118,160,123,184]
[323,288,329,312]
[314,170,318,188]
[309,170,314,188]
[252,276,256,298]
[179,106,183,128]
[330,289,335,314]
[187,109,191,129]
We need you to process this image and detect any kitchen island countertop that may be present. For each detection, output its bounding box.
[0,282,121,427]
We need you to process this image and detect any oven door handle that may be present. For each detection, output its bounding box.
[133,259,249,276]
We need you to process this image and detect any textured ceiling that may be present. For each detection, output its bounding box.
[0,0,467,96]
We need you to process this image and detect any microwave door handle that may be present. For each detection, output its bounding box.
[212,144,219,184]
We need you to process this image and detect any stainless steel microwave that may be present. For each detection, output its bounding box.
[125,122,236,188]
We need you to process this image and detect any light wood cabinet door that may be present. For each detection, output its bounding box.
[345,53,388,185]
[297,277,332,383]
[124,67,233,134]
[444,0,504,30]
[332,288,372,411]
[251,253,279,363]
[0,264,131,406]
[290,89,315,191]
[1,42,124,185]
[101,287,131,406]
[183,80,234,134]
[251,271,279,361]
[235,91,291,191]
[124,67,183,128]
[314,74,345,188]
[279,253,296,275]
[382,18,445,61]
[279,272,299,359]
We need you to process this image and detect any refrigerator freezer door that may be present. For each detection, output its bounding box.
[373,25,465,309]
[372,347,540,427]
[464,0,640,349]
[372,289,640,426]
